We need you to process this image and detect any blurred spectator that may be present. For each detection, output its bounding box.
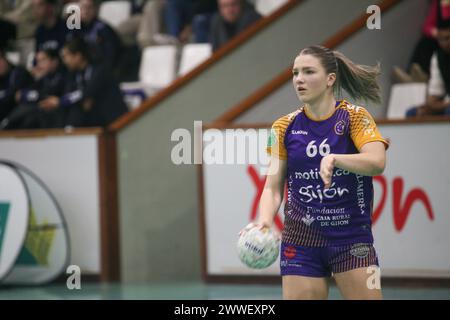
[393,0,449,83]
[190,0,218,43]
[1,0,37,40]
[0,50,33,127]
[164,0,194,40]
[32,0,70,52]
[210,0,261,51]
[46,37,127,127]
[406,5,450,117]
[0,18,16,50]
[70,0,123,69]
[164,0,218,43]
[117,0,175,48]
[3,49,67,129]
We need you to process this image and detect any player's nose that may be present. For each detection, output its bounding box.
[295,73,305,84]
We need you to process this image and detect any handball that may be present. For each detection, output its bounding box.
[237,224,280,269]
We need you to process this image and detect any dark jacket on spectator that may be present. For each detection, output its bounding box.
[20,66,67,105]
[0,64,33,122]
[60,63,127,127]
[209,2,261,51]
[35,18,69,52]
[69,18,123,68]
[9,65,69,129]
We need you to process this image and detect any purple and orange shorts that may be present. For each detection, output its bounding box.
[280,242,379,277]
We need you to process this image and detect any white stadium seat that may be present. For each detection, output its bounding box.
[99,1,131,29]
[178,43,212,76]
[6,52,20,65]
[387,83,427,119]
[255,0,288,16]
[139,45,177,88]
[121,45,178,109]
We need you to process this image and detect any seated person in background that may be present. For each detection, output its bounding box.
[0,50,33,127]
[406,13,450,117]
[117,0,176,48]
[39,38,127,128]
[2,49,67,129]
[392,0,440,83]
[32,0,69,52]
[209,0,261,51]
[0,18,17,50]
[1,0,37,40]
[69,0,123,69]
[164,0,218,43]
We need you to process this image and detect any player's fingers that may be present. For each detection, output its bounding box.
[320,171,331,188]
[256,223,265,230]
[319,171,328,181]
[238,222,256,235]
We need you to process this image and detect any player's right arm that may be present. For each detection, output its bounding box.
[239,115,291,235]
[256,115,292,229]
[257,155,286,228]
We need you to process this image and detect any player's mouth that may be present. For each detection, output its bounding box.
[297,86,307,92]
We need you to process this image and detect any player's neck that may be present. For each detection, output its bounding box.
[304,94,336,120]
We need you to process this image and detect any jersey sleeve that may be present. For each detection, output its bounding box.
[349,106,389,151]
[266,115,291,160]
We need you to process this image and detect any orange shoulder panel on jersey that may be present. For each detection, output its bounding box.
[266,109,302,160]
[340,102,389,151]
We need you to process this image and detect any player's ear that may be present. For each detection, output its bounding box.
[327,73,336,87]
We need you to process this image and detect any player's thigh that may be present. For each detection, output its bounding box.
[282,275,329,300]
[333,266,382,300]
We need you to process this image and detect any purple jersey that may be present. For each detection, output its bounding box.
[267,100,389,247]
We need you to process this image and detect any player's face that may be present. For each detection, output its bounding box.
[292,54,332,103]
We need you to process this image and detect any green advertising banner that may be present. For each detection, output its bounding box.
[0,161,69,285]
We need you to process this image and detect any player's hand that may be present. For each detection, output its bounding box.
[238,221,270,235]
[238,221,281,241]
[320,154,336,189]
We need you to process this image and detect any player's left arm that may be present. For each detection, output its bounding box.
[320,107,388,188]
[320,142,386,188]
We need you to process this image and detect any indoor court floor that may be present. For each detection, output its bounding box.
[0,282,450,300]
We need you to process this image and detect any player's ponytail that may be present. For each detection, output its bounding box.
[299,45,381,104]
[333,50,381,104]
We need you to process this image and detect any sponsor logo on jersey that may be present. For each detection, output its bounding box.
[284,246,296,259]
[291,130,308,135]
[301,214,315,226]
[349,243,370,258]
[334,120,346,135]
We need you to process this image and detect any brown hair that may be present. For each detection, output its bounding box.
[299,45,381,104]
